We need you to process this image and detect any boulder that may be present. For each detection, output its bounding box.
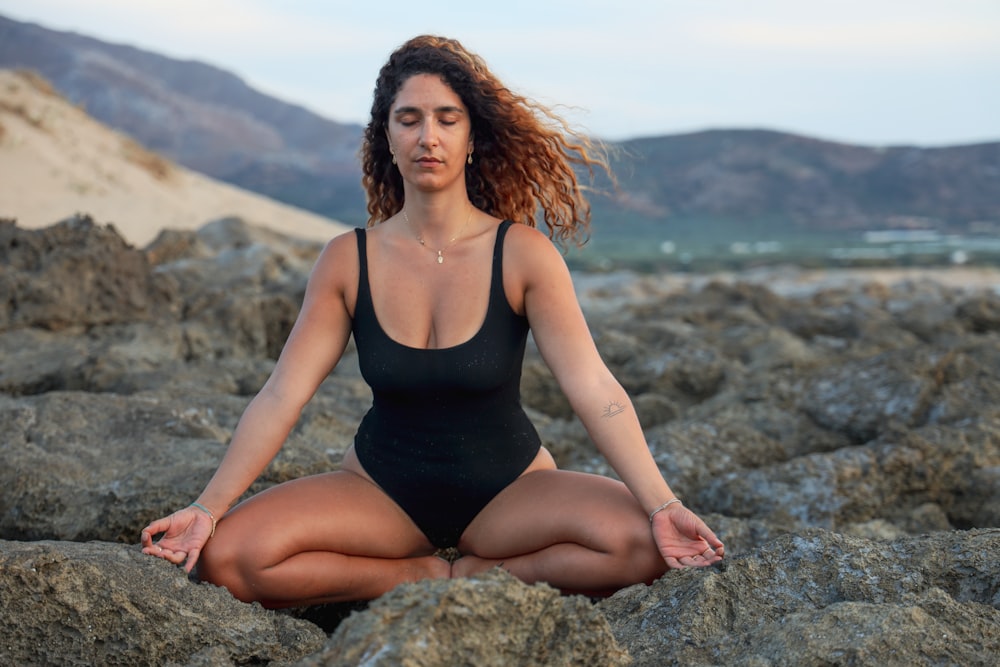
[600,529,1000,666]
[0,539,326,667]
[0,216,179,332]
[298,568,631,666]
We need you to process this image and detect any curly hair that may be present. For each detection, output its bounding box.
[360,35,613,247]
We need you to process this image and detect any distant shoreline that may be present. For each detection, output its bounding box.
[571,265,1000,302]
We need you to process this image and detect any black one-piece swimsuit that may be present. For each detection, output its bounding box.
[351,219,542,548]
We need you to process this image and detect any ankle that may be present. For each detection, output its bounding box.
[427,555,453,580]
[451,554,502,579]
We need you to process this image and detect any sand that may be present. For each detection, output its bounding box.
[0,69,351,247]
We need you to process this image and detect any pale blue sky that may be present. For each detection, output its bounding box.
[2,0,998,146]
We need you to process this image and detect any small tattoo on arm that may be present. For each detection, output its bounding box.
[601,400,626,419]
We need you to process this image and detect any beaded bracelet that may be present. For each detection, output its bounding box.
[189,502,217,538]
[648,498,682,524]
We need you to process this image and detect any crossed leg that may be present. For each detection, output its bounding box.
[453,469,668,596]
[197,471,449,608]
[198,467,668,606]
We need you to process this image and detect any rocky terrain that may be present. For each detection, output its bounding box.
[1,215,998,665]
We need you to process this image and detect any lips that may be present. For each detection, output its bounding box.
[416,156,442,164]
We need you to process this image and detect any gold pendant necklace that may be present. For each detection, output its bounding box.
[403,206,474,264]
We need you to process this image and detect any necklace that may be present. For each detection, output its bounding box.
[403,206,474,264]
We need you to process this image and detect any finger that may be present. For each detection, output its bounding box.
[664,556,684,570]
[184,547,201,574]
[141,517,173,540]
[163,549,187,565]
[698,524,725,551]
[142,544,172,560]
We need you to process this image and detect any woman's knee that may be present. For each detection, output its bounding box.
[196,522,257,599]
[606,511,666,577]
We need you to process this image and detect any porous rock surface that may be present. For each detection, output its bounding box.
[0,539,326,666]
[2,217,999,665]
[297,568,630,667]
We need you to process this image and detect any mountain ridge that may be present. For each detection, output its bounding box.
[2,12,998,266]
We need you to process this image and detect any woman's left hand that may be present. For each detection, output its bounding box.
[651,503,725,569]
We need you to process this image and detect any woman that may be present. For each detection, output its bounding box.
[141,35,724,607]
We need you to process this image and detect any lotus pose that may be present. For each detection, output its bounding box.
[141,35,724,607]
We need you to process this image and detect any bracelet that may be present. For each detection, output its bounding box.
[189,502,217,538]
[649,498,682,523]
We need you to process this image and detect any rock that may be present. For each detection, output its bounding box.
[0,216,179,332]
[599,529,1000,666]
[956,293,1000,333]
[697,415,1000,533]
[0,388,359,543]
[0,391,233,542]
[3,218,1000,664]
[298,568,631,666]
[797,348,939,442]
[0,539,326,667]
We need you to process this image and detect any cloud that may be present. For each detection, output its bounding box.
[702,18,1000,59]
[2,0,996,144]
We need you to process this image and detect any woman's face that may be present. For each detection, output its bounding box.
[386,73,473,194]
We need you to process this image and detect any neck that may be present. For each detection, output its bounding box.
[402,202,474,263]
[402,197,473,243]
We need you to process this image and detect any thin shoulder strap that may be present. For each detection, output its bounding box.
[354,227,367,270]
[489,220,517,311]
[354,227,369,304]
[492,220,514,283]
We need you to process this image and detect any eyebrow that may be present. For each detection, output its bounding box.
[392,105,466,115]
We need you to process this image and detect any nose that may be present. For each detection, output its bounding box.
[418,118,439,148]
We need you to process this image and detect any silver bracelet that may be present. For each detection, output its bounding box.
[189,502,217,538]
[648,498,682,523]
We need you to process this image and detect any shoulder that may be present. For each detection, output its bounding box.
[502,221,575,312]
[503,221,571,276]
[305,227,361,302]
[503,221,565,264]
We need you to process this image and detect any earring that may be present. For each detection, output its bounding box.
[392,154,397,165]
[467,152,473,165]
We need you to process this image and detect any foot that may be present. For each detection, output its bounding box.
[450,554,503,579]
[429,555,453,580]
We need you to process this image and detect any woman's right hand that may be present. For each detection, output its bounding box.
[141,506,215,573]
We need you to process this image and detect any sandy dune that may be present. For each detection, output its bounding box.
[0,69,351,247]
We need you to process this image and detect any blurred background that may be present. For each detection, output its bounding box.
[1,0,998,271]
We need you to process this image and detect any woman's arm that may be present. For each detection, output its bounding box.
[192,233,357,514]
[141,232,358,568]
[509,225,723,566]
[510,229,669,510]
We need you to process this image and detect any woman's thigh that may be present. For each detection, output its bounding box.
[457,469,653,558]
[206,471,436,566]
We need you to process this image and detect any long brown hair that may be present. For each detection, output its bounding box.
[360,35,612,247]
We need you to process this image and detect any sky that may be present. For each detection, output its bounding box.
[1,0,998,147]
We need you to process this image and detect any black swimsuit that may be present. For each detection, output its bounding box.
[351,220,542,548]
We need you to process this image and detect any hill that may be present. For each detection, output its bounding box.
[0,13,368,224]
[601,129,1000,231]
[2,13,998,269]
[0,69,349,246]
